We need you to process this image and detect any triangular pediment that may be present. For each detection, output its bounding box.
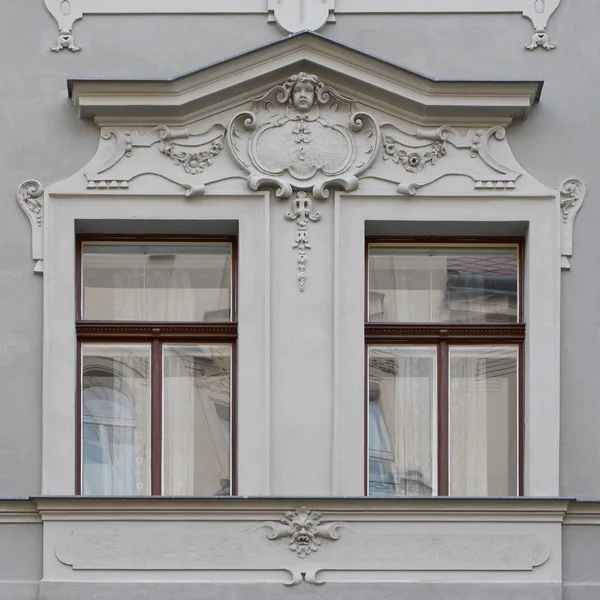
[69,31,542,126]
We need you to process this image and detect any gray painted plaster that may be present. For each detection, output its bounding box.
[563,525,600,583]
[0,524,42,580]
[2,0,599,500]
[2,0,600,594]
[37,582,562,600]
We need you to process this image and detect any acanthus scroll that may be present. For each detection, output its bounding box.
[16,180,44,274]
[559,178,586,270]
[51,29,80,52]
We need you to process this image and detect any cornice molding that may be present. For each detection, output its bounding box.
[0,500,41,524]
[32,496,571,521]
[67,33,543,124]
[45,0,561,52]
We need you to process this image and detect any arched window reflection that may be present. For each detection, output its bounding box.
[81,345,151,496]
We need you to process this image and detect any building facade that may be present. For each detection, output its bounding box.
[1,1,600,599]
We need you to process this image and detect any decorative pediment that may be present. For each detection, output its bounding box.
[68,33,541,124]
[22,33,584,285]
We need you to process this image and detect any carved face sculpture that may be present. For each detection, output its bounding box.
[292,79,315,113]
[285,507,322,557]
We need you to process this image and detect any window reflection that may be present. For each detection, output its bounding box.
[368,346,436,497]
[368,246,518,323]
[82,242,233,322]
[81,344,151,496]
[162,344,232,496]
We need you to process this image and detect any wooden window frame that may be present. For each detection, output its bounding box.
[364,237,525,497]
[75,234,238,496]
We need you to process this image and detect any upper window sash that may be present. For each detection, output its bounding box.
[367,243,521,325]
[79,240,234,323]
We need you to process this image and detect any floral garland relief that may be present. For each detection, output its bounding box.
[383,137,447,173]
[158,136,225,175]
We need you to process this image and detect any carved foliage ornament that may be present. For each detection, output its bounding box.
[17,180,44,274]
[261,506,342,558]
[560,178,586,270]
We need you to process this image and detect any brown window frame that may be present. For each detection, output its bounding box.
[364,236,525,497]
[75,234,238,496]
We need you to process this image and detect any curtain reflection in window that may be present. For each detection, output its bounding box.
[82,344,151,496]
[368,346,436,497]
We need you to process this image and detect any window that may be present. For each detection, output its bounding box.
[76,237,236,496]
[365,240,524,497]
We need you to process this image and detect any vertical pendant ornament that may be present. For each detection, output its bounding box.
[285,191,321,291]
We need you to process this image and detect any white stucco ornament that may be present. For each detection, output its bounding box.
[261,506,343,559]
[16,180,44,274]
[229,72,379,290]
[269,0,334,33]
[228,72,380,200]
[559,178,586,270]
[523,0,559,50]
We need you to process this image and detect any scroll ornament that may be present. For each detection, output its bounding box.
[229,71,380,291]
[16,180,44,274]
[560,178,586,270]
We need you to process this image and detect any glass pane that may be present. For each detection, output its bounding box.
[368,246,518,323]
[162,344,232,496]
[368,346,437,497]
[81,344,151,496]
[82,242,232,322]
[449,346,518,496]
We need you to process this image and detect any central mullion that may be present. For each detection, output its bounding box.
[151,338,163,495]
[438,340,449,496]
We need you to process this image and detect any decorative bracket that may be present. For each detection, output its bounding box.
[260,506,343,559]
[559,178,586,271]
[16,180,44,274]
[523,0,559,51]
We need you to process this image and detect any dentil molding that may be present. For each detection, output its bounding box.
[45,0,561,52]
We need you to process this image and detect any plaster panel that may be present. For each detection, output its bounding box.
[39,499,563,585]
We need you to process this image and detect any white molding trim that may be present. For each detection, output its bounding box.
[44,0,561,52]
[25,37,580,499]
[0,500,41,524]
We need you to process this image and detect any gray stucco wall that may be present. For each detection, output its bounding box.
[1,1,599,498]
